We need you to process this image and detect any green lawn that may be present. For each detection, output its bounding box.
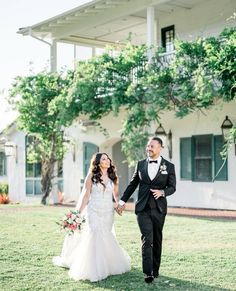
[0,205,235,291]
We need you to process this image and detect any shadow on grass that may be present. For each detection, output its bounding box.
[62,267,230,291]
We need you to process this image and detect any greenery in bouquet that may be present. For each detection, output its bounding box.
[58,210,85,235]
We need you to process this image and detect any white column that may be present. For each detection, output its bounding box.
[92,46,96,57]
[73,44,77,70]
[50,40,57,73]
[147,6,155,62]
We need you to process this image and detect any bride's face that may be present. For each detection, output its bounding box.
[99,154,111,170]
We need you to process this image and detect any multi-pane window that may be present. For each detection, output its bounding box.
[161,25,175,52]
[25,136,64,195]
[0,152,7,176]
[180,135,227,181]
[25,136,42,195]
[83,142,99,178]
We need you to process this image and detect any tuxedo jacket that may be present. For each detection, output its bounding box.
[120,157,176,214]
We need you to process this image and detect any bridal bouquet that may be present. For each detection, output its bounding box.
[58,210,86,235]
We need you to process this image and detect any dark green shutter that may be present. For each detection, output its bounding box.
[180,138,192,180]
[0,152,6,176]
[83,142,99,178]
[214,135,228,181]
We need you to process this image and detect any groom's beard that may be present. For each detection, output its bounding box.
[147,151,154,157]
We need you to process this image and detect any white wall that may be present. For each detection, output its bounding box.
[63,101,236,210]
[63,110,127,201]
[157,0,235,44]
[161,100,236,210]
[6,131,26,202]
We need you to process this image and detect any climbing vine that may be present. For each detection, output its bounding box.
[10,28,236,167]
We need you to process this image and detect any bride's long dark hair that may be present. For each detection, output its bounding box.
[89,152,118,187]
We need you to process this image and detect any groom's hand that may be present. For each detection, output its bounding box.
[151,189,165,199]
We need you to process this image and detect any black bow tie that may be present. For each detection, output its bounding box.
[149,160,158,164]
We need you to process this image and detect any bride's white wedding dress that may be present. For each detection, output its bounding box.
[52,180,131,282]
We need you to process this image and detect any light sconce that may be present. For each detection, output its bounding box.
[167,130,173,160]
[155,123,166,137]
[72,144,76,162]
[154,124,173,159]
[221,115,233,142]
[4,142,18,163]
[221,115,235,155]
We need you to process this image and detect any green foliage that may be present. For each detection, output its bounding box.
[9,72,74,203]
[9,72,73,163]
[10,28,236,166]
[0,183,8,194]
[72,29,235,164]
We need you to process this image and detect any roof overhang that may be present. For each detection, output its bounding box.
[17,0,204,47]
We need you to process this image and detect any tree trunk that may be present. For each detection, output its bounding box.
[41,158,55,205]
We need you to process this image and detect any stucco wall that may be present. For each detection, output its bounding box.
[157,0,235,44]
[62,101,236,210]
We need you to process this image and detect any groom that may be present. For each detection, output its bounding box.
[117,136,176,283]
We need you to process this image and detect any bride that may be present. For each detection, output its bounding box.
[52,152,131,282]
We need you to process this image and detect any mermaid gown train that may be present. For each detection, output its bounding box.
[52,180,131,282]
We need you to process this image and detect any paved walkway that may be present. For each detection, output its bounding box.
[124,202,236,220]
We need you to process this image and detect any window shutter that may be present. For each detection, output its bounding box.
[180,138,192,180]
[0,152,7,176]
[83,142,99,178]
[214,135,228,181]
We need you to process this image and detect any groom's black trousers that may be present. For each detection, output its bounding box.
[137,207,166,276]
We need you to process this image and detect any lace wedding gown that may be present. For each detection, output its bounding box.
[52,180,131,282]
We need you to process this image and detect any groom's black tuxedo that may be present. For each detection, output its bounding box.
[120,157,176,278]
[121,157,176,214]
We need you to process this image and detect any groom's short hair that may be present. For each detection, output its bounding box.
[150,136,164,148]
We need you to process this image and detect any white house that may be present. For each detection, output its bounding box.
[1,0,236,209]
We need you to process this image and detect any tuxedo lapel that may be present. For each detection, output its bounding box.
[142,160,151,183]
[152,157,164,183]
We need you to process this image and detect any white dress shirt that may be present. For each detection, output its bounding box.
[147,156,162,180]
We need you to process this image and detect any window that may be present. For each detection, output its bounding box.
[83,142,99,178]
[0,152,7,176]
[161,25,175,52]
[180,135,227,181]
[25,136,42,196]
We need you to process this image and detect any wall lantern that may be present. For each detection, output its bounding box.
[221,116,233,142]
[4,142,18,163]
[155,123,166,137]
[155,124,173,159]
[221,115,236,155]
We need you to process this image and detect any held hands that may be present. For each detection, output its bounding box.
[151,189,164,200]
[115,203,125,216]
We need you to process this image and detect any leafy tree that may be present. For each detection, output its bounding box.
[9,28,235,203]
[9,72,73,204]
[52,28,235,165]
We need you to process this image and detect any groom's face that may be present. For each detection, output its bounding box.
[146,139,162,159]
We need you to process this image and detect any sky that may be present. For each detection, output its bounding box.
[0,0,91,131]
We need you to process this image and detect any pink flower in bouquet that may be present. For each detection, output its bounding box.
[58,210,85,235]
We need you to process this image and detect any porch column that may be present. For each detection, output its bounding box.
[147,6,155,62]
[50,40,57,73]
[92,46,96,57]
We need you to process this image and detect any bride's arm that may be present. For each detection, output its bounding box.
[113,182,119,204]
[75,173,92,214]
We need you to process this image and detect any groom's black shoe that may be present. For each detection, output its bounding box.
[144,275,154,283]
[153,271,159,278]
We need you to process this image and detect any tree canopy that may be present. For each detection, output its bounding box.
[10,28,236,167]
[56,28,236,164]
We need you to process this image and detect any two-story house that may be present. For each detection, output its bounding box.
[1,0,236,209]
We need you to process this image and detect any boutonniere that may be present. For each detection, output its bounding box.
[160,163,168,174]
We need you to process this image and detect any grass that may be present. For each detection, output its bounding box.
[0,204,235,291]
